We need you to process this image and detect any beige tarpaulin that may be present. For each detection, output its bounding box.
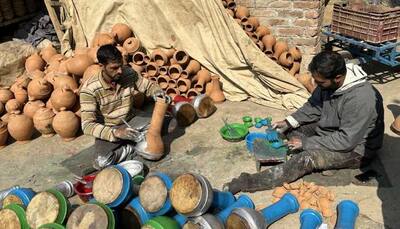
[59,0,309,110]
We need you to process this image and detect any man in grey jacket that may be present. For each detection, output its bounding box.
[223,51,384,194]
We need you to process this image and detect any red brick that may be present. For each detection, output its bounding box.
[293,19,319,27]
[292,37,319,46]
[277,9,304,18]
[293,1,320,9]
[276,28,305,37]
[268,1,292,8]
[304,10,320,19]
[260,18,290,26]
[249,9,278,17]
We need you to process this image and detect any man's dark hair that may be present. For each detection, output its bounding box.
[97,44,122,65]
[308,51,346,79]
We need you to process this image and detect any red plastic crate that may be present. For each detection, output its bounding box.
[332,3,400,43]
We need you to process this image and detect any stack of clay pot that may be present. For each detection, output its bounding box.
[272,180,335,218]
[221,0,313,92]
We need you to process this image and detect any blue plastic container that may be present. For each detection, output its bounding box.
[255,122,263,128]
[126,197,153,225]
[173,213,188,227]
[105,165,134,208]
[260,119,270,126]
[7,188,36,207]
[245,132,269,153]
[216,195,255,224]
[300,209,323,229]
[140,172,173,216]
[211,190,236,210]
[335,200,359,229]
[261,193,299,225]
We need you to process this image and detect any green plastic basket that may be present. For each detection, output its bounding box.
[219,123,249,142]
[46,189,70,225]
[4,204,30,229]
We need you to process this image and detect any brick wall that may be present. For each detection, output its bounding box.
[235,0,326,73]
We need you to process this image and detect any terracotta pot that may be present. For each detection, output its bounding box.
[13,86,28,104]
[205,82,213,96]
[257,40,265,52]
[186,89,200,100]
[116,45,128,65]
[289,62,301,76]
[0,87,14,104]
[262,35,276,57]
[129,63,145,75]
[1,113,10,124]
[29,70,45,80]
[92,33,115,47]
[46,99,53,109]
[391,115,400,135]
[40,45,58,63]
[288,47,302,61]
[168,79,177,88]
[12,75,31,92]
[235,6,249,19]
[296,73,316,93]
[159,66,169,75]
[278,52,294,67]
[145,62,159,77]
[168,64,183,80]
[82,64,102,85]
[53,75,79,91]
[149,76,158,83]
[247,17,260,29]
[5,99,22,113]
[166,87,180,100]
[0,102,4,116]
[123,37,141,54]
[172,101,197,127]
[157,75,170,90]
[87,47,99,63]
[50,87,77,111]
[33,107,56,137]
[66,54,94,76]
[226,0,236,10]
[172,50,190,67]
[226,9,234,17]
[25,53,45,74]
[183,59,201,78]
[27,78,53,101]
[209,75,225,103]
[8,111,34,143]
[194,69,211,92]
[0,121,8,148]
[243,22,254,32]
[247,31,259,43]
[23,100,45,118]
[52,108,80,141]
[46,55,63,73]
[255,25,270,38]
[48,54,64,65]
[132,52,148,66]
[273,41,289,60]
[177,78,192,93]
[74,47,89,56]
[191,94,217,118]
[58,59,70,75]
[112,23,133,44]
[151,49,169,66]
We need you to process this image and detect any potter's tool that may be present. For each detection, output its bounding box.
[222,118,240,138]
[122,118,133,129]
[253,138,287,172]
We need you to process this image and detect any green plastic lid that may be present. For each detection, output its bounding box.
[38,223,66,229]
[3,204,30,229]
[46,189,70,225]
[95,202,115,229]
[143,216,180,229]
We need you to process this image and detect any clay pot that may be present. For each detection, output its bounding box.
[92,33,115,47]
[11,75,31,92]
[111,23,133,44]
[151,49,169,66]
[52,108,80,141]
[247,32,259,43]
[183,59,201,78]
[74,47,89,56]
[226,9,234,17]
[256,40,265,52]
[116,45,128,65]
[25,53,46,74]
[1,113,10,124]
[262,35,276,57]
[46,55,64,73]
[177,78,192,93]
[209,75,225,103]
[29,70,45,80]
[82,64,102,85]
[255,25,270,38]
[172,50,190,67]
[205,82,213,96]
[145,62,159,77]
[168,79,177,88]
[235,6,249,19]
[129,63,145,75]
[296,73,316,93]
[23,100,45,118]
[273,41,289,60]
[0,87,14,104]
[289,62,301,76]
[159,66,169,75]
[278,52,294,67]
[194,69,211,92]
[40,45,58,63]
[8,111,34,143]
[288,47,302,61]
[66,54,94,76]
[46,99,53,109]
[53,75,79,91]
[132,52,148,66]
[243,22,254,32]
[33,107,56,137]
[123,37,141,54]
[58,59,70,75]
[247,17,260,29]
[50,87,77,111]
[13,86,28,104]
[48,54,64,65]
[166,87,180,100]
[157,75,170,90]
[226,0,236,10]
[27,78,53,101]
[5,99,22,113]
[0,121,8,148]
[168,64,183,80]
[391,116,400,135]
[186,89,200,100]
[87,47,99,63]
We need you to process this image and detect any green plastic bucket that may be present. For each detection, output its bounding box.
[142,216,180,229]
[0,204,30,229]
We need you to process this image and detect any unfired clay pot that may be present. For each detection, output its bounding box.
[11,75,31,93]
[82,64,102,85]
[46,55,64,73]
[74,47,89,56]
[166,87,180,100]
[235,6,249,19]
[50,87,77,111]
[7,111,34,143]
[40,45,58,63]
[53,75,79,91]
[157,75,170,90]
[133,52,148,66]
[27,78,53,101]
[168,79,177,88]
[209,76,225,103]
[296,73,316,93]
[123,37,141,54]
[172,50,190,67]
[247,17,260,29]
[289,62,301,76]
[92,33,115,47]
[145,62,159,77]
[169,64,183,80]
[57,59,70,75]
[1,113,10,124]
[23,100,45,119]
[25,53,45,73]
[177,78,192,93]
[87,47,99,63]
[52,108,80,141]
[5,99,22,113]
[33,107,56,137]
[111,23,133,44]
[186,88,200,100]
[46,99,53,109]
[0,87,14,104]
[205,82,213,96]
[194,69,211,93]
[273,41,289,60]
[288,47,302,61]
[243,23,254,32]
[13,86,28,104]
[278,52,294,67]
[226,0,236,10]
[151,49,169,66]
[29,70,45,80]
[159,66,169,75]
[0,121,8,148]
[262,35,276,57]
[67,54,94,76]
[255,25,270,38]
[183,60,201,78]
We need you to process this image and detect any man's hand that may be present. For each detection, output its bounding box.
[272,120,290,134]
[113,126,140,141]
[288,136,303,150]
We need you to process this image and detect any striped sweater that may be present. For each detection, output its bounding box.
[80,66,160,142]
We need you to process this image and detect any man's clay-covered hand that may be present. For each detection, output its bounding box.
[113,126,141,141]
[272,120,291,133]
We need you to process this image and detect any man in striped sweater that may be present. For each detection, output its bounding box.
[80,45,174,170]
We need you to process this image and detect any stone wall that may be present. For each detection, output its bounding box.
[235,0,327,72]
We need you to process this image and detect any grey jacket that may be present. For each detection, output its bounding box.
[286,64,384,157]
